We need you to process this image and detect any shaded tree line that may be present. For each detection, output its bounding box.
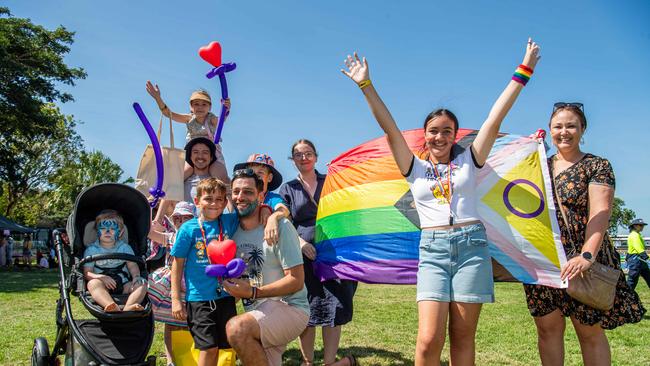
[0,7,130,227]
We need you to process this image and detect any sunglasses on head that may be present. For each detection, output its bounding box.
[233,168,257,179]
[553,102,584,113]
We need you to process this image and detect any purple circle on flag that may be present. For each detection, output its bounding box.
[503,179,544,218]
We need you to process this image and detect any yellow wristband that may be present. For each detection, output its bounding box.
[358,79,372,89]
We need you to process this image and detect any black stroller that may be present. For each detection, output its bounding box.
[31,183,157,366]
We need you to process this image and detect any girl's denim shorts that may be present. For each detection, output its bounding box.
[417,223,494,303]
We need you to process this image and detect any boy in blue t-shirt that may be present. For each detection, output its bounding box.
[170,178,239,366]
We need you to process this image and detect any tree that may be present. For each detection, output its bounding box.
[0,104,81,217]
[609,197,636,236]
[0,7,86,180]
[0,149,133,226]
[47,150,133,222]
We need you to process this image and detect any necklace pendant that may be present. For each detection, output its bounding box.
[449,215,454,226]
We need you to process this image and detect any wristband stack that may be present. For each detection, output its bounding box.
[512,64,533,86]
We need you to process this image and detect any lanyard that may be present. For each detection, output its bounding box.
[428,159,454,226]
[198,216,224,294]
[198,216,224,255]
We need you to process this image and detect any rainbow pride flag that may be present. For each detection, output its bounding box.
[314,128,567,288]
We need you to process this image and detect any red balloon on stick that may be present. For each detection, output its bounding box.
[198,41,223,67]
[206,239,237,265]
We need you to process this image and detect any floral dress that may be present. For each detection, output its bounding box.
[147,218,187,327]
[523,153,645,329]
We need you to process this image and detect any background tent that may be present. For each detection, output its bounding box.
[0,214,34,233]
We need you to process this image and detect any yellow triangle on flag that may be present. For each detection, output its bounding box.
[481,151,560,267]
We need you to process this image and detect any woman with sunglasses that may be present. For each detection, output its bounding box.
[523,103,645,365]
[279,139,358,366]
[342,39,539,365]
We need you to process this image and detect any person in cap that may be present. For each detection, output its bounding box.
[184,137,218,203]
[626,218,649,290]
[146,81,231,184]
[233,154,291,245]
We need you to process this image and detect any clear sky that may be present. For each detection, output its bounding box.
[7,1,650,230]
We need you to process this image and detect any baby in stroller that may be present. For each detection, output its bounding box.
[83,209,148,312]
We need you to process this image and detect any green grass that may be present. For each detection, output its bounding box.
[1,269,650,365]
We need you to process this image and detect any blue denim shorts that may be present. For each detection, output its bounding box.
[417,223,494,303]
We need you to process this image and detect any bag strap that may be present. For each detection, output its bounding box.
[158,112,175,148]
[168,112,175,148]
[156,114,163,143]
[297,175,319,208]
[551,157,577,256]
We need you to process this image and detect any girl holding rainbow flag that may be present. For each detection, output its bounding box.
[341,38,540,365]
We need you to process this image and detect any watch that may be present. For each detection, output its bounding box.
[581,251,594,262]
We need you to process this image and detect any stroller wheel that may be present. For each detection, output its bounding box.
[31,337,50,366]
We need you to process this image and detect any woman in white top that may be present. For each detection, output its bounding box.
[342,39,540,366]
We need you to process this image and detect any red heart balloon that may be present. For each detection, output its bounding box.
[206,239,236,265]
[198,41,222,67]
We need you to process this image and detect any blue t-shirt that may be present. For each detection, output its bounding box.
[170,214,239,301]
[264,192,287,211]
[83,240,134,283]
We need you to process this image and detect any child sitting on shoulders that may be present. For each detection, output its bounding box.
[83,210,147,312]
[146,81,231,184]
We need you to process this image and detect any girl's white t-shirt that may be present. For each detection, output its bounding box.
[405,146,482,228]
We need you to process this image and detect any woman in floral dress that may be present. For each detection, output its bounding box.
[523,103,645,366]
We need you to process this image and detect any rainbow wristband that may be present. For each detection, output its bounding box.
[512,64,533,86]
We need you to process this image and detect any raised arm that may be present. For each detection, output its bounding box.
[471,38,541,166]
[341,53,413,175]
[147,220,170,244]
[146,80,192,123]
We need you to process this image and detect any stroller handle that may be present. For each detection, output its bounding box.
[78,253,146,269]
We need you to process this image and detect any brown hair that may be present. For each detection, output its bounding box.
[550,105,587,130]
[196,178,227,199]
[420,109,459,155]
[291,138,318,156]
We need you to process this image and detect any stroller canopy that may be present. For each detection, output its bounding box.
[67,183,151,259]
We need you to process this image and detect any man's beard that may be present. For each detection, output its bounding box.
[237,199,259,217]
